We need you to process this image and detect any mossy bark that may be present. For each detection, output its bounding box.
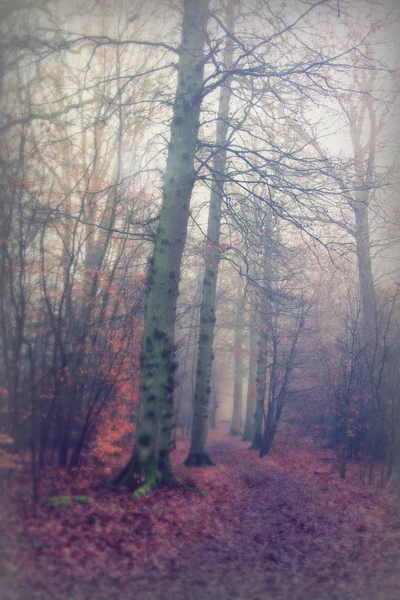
[115,0,210,490]
[230,287,245,436]
[185,8,236,466]
[242,313,258,441]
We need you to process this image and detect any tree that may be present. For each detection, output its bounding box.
[242,306,258,441]
[229,280,245,436]
[260,295,310,456]
[115,0,210,492]
[250,206,273,450]
[185,2,236,466]
[287,11,400,479]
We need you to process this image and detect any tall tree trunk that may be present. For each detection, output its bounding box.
[251,322,268,450]
[209,386,218,429]
[185,7,236,466]
[115,0,210,492]
[352,191,378,474]
[242,308,258,441]
[351,165,378,472]
[352,189,377,350]
[209,362,218,429]
[261,316,278,456]
[338,388,350,479]
[230,288,245,436]
[250,209,272,450]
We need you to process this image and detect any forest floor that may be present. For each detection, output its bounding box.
[1,425,400,600]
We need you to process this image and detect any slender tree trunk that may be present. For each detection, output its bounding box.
[209,386,218,428]
[185,7,236,465]
[209,362,218,429]
[251,210,272,450]
[353,189,377,349]
[242,309,258,441]
[251,323,268,449]
[261,304,307,457]
[339,392,350,479]
[115,0,210,492]
[262,408,276,456]
[352,184,379,477]
[230,289,245,436]
[261,328,277,456]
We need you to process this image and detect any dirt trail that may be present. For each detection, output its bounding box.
[134,434,400,600]
[3,429,400,600]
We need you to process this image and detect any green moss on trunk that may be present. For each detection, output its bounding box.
[114,0,210,492]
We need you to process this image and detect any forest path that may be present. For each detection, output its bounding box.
[3,427,400,600]
[140,430,400,600]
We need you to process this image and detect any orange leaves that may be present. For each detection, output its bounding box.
[0,432,21,471]
[0,435,22,471]
[3,425,400,599]
[90,373,139,470]
[0,433,14,445]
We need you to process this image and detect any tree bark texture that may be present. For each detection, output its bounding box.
[185,7,235,465]
[251,323,268,450]
[116,0,210,491]
[242,310,259,441]
[230,288,245,436]
[353,188,377,349]
[251,211,273,450]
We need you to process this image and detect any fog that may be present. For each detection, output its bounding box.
[1,0,400,598]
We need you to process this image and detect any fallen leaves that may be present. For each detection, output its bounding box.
[1,426,400,600]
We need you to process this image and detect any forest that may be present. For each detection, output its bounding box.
[0,0,400,598]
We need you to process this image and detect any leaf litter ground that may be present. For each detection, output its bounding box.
[1,425,400,600]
